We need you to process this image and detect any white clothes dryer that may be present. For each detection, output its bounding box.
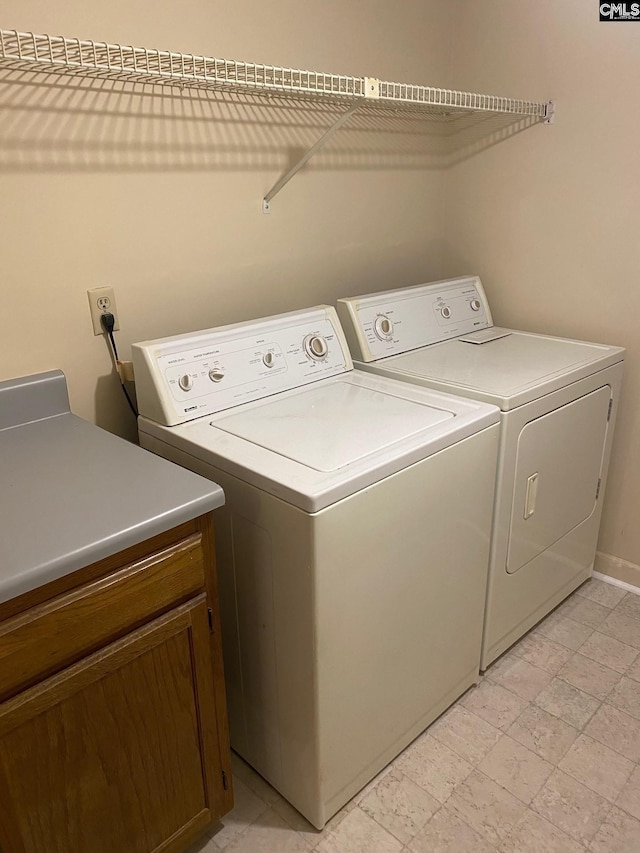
[337,278,624,670]
[132,306,499,828]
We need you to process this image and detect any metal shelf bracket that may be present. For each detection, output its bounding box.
[263,102,363,210]
[544,100,556,125]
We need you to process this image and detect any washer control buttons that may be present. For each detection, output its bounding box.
[440,305,452,319]
[179,373,194,391]
[263,351,275,368]
[304,334,329,361]
[208,369,225,383]
[374,315,394,340]
[470,298,481,312]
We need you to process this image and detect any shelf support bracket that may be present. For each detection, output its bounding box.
[263,102,362,212]
[543,99,556,125]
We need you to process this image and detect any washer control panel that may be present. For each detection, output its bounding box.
[336,276,493,362]
[132,306,352,425]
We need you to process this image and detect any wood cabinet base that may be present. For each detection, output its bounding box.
[0,515,232,853]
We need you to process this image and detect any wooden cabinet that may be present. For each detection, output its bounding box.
[0,515,232,853]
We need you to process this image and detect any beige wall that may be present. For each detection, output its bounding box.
[0,0,456,439]
[2,2,638,574]
[443,0,640,574]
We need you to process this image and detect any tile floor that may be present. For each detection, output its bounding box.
[190,578,640,852]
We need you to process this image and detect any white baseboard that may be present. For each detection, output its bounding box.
[594,551,640,595]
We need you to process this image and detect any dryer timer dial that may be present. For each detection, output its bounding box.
[374,315,394,340]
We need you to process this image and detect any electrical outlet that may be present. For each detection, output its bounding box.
[88,286,120,335]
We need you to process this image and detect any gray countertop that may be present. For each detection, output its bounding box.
[0,370,225,605]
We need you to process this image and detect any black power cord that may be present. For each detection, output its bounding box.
[100,312,138,417]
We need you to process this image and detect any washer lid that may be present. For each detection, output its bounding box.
[139,371,500,512]
[378,330,624,410]
[214,379,453,472]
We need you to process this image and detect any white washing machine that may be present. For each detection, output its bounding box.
[132,306,499,828]
[337,278,625,670]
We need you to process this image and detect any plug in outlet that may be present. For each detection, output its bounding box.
[88,286,120,335]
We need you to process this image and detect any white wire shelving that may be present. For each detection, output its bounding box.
[0,28,555,207]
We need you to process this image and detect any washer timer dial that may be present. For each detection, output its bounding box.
[303,334,329,361]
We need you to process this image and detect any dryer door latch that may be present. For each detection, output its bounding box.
[524,472,539,519]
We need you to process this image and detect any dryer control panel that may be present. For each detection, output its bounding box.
[132,306,352,425]
[336,276,493,362]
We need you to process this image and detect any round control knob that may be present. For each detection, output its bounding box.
[178,374,193,392]
[440,306,452,319]
[470,298,481,312]
[263,352,275,368]
[374,315,394,340]
[208,369,225,383]
[304,334,328,361]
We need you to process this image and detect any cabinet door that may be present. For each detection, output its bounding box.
[0,595,225,853]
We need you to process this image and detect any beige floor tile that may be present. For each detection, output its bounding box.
[626,654,640,682]
[358,770,439,845]
[478,734,553,805]
[352,765,394,807]
[579,631,639,673]
[486,654,553,702]
[557,652,621,701]
[599,609,640,650]
[394,733,472,804]
[219,809,310,853]
[585,703,640,763]
[510,632,573,674]
[615,591,640,621]
[507,704,579,764]
[188,832,220,853]
[497,809,585,853]
[461,679,528,731]
[556,594,611,628]
[229,753,282,806]
[534,677,600,729]
[590,805,640,853]
[531,767,612,846]
[559,734,634,803]
[535,612,593,651]
[607,676,640,721]
[617,765,640,822]
[408,807,495,853]
[211,776,270,849]
[268,795,336,845]
[428,705,502,766]
[315,807,402,853]
[445,769,526,845]
[576,578,626,608]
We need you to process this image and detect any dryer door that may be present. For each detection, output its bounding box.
[506,385,611,574]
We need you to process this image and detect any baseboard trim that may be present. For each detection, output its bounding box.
[594,551,640,595]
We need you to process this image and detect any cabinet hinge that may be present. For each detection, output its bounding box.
[222,770,229,791]
[595,478,602,500]
[207,607,214,634]
[607,398,613,422]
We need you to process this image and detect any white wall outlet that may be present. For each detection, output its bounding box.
[88,286,120,335]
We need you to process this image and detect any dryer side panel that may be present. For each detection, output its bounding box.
[506,385,612,574]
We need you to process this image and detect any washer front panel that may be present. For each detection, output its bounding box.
[336,276,491,362]
[132,306,352,425]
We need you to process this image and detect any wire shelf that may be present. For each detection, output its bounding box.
[0,29,549,120]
